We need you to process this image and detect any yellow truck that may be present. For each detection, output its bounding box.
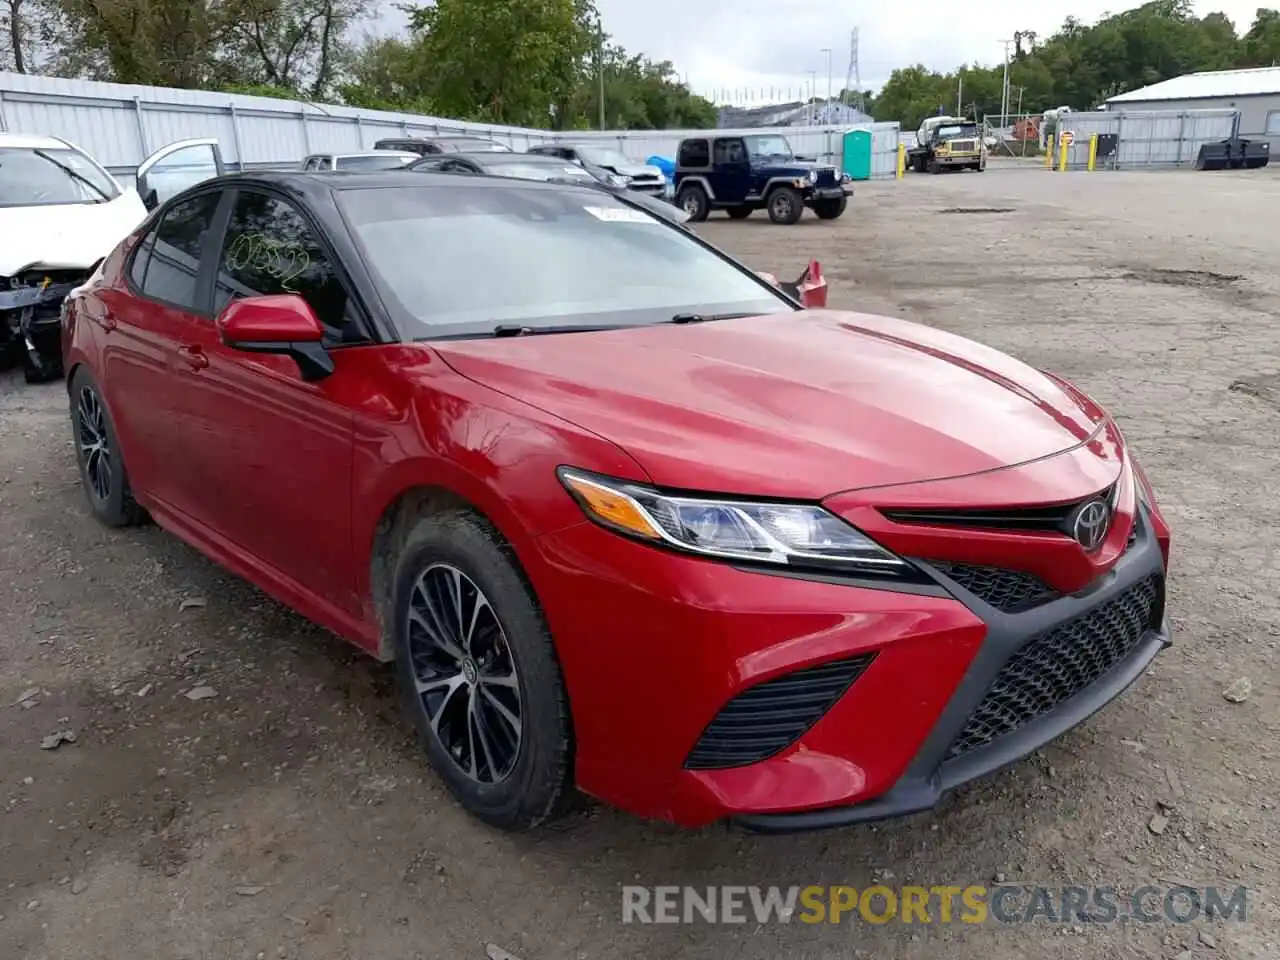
[907,117,987,174]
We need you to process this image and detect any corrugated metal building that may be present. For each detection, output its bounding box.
[1104,66,1280,148]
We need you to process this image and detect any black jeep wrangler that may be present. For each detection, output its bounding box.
[672,133,851,224]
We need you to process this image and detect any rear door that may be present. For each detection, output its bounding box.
[169,187,364,615]
[99,188,228,510]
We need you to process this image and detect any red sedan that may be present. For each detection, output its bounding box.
[61,170,1172,832]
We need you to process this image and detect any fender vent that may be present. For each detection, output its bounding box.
[684,655,873,770]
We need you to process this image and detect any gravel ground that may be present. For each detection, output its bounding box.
[2,164,1278,960]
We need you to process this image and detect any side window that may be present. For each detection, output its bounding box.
[318,157,333,170]
[713,139,746,163]
[128,228,156,291]
[214,190,362,345]
[678,139,710,167]
[138,192,221,311]
[1267,111,1280,136]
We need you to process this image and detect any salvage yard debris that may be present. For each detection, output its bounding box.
[39,730,77,750]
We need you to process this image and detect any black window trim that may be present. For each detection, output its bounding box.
[214,184,382,349]
[123,184,231,319]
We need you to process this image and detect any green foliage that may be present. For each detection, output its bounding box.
[340,0,716,130]
[873,3,1280,130]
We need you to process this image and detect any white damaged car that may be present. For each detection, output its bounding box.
[0,133,223,381]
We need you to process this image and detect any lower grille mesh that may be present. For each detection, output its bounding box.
[930,561,1060,612]
[946,575,1162,760]
[684,656,873,770]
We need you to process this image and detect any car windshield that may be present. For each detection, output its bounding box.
[336,154,415,170]
[573,145,634,168]
[0,146,120,207]
[936,124,978,139]
[743,135,795,160]
[481,158,597,183]
[339,184,790,339]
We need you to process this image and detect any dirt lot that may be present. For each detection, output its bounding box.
[2,166,1278,960]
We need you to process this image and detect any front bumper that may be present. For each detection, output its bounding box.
[532,492,1168,830]
[934,153,982,167]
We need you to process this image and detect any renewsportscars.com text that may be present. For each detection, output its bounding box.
[621,884,1249,926]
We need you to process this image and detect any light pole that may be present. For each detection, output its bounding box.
[998,38,1012,129]
[597,14,606,130]
[821,47,832,120]
[808,70,817,125]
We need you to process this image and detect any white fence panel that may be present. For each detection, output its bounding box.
[1057,109,1238,169]
[1,72,906,178]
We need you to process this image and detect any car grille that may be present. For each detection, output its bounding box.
[950,140,976,152]
[881,483,1118,535]
[815,168,839,187]
[627,176,666,194]
[684,655,874,770]
[929,561,1060,613]
[945,575,1162,760]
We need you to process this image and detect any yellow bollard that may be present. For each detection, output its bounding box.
[1088,134,1098,172]
[897,143,906,178]
[1058,133,1070,172]
[1044,136,1054,170]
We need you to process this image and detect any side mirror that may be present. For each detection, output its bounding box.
[216,294,334,381]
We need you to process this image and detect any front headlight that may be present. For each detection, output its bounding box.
[558,468,909,575]
[807,169,819,183]
[607,173,631,187]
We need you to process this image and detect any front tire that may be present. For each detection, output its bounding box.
[69,367,146,527]
[392,509,574,831]
[767,187,804,224]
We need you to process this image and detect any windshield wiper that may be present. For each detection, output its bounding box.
[33,150,111,202]
[491,323,630,337]
[668,311,758,325]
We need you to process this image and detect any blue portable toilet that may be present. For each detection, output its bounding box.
[841,130,873,181]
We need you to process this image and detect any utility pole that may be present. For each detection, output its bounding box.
[597,14,606,130]
[808,70,817,125]
[821,47,832,121]
[957,73,963,117]
[998,38,1012,130]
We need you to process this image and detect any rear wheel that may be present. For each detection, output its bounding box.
[725,206,753,219]
[766,187,804,224]
[69,367,147,527]
[674,183,710,222]
[813,196,847,220]
[391,509,574,831]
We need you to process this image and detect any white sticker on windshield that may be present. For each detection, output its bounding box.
[582,205,656,223]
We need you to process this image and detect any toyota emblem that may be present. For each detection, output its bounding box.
[1072,499,1111,551]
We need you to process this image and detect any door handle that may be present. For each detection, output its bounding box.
[177,344,209,371]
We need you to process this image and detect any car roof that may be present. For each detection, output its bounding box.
[432,152,568,164]
[0,132,72,150]
[314,151,418,159]
[214,169,606,198]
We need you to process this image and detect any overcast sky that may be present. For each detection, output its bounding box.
[373,1,1264,103]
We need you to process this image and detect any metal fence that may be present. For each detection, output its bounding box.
[0,71,902,180]
[1057,109,1239,170]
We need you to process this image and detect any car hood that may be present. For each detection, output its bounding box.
[599,160,660,178]
[0,192,147,276]
[433,310,1108,499]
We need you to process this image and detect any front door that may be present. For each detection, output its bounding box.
[712,138,752,203]
[135,138,224,212]
[172,187,364,616]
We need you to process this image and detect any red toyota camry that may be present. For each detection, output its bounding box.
[61,170,1171,833]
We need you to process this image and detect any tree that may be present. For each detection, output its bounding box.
[406,0,596,127]
[219,0,366,99]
